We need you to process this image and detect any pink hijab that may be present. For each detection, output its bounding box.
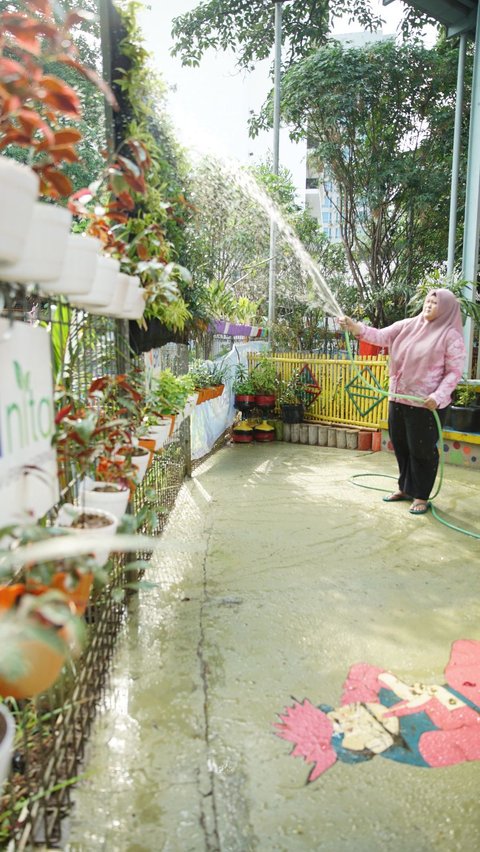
[392,289,463,385]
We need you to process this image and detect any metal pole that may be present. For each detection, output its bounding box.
[98,0,115,156]
[447,34,467,276]
[461,3,480,376]
[267,0,283,347]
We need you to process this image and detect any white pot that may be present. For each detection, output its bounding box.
[0,157,39,266]
[41,234,101,297]
[100,272,131,318]
[0,704,15,792]
[79,479,130,521]
[147,419,171,450]
[71,256,120,308]
[56,503,119,568]
[122,289,146,321]
[0,202,72,284]
[123,276,141,311]
[131,449,150,483]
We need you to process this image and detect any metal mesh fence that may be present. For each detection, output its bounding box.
[0,293,190,849]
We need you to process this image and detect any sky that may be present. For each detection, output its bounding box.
[136,1,411,200]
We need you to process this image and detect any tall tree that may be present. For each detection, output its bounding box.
[170,0,433,71]
[256,38,470,325]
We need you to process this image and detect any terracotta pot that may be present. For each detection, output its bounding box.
[139,437,156,465]
[0,584,69,699]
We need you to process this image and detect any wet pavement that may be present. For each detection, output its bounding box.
[67,443,480,851]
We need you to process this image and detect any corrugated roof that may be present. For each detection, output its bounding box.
[383,0,478,37]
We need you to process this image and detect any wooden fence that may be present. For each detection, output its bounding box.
[247,351,389,429]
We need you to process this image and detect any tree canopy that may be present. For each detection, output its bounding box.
[170,0,433,70]
[261,38,470,325]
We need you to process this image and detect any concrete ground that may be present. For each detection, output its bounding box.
[67,443,480,852]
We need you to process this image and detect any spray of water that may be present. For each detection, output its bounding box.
[174,114,344,320]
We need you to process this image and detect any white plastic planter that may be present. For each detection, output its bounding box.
[56,503,119,568]
[41,234,101,297]
[0,202,72,284]
[147,419,171,450]
[183,392,199,419]
[100,272,131,318]
[71,255,120,309]
[0,704,15,792]
[0,157,39,266]
[122,276,145,320]
[122,290,146,321]
[78,479,130,521]
[131,449,150,483]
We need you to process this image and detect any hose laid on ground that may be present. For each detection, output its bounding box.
[343,329,480,540]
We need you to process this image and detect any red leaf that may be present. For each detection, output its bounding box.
[39,75,81,117]
[0,57,29,82]
[55,55,118,109]
[53,128,83,145]
[48,144,79,164]
[25,0,53,15]
[54,403,73,425]
[38,166,72,198]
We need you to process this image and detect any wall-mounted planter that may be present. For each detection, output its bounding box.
[0,202,72,284]
[71,256,120,309]
[146,419,171,450]
[41,234,101,297]
[56,504,119,568]
[100,272,131,318]
[0,157,38,266]
[79,480,130,521]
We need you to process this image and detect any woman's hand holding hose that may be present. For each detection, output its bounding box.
[339,316,362,337]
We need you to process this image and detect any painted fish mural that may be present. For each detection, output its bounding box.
[276,640,480,781]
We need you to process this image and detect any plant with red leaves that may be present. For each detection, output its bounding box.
[0,0,117,198]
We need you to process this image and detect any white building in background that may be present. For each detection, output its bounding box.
[305,32,391,242]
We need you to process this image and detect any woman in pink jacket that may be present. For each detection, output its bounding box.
[340,290,466,514]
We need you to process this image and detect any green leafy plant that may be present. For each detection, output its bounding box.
[453,384,478,407]
[147,369,194,417]
[233,364,255,395]
[277,372,304,406]
[0,0,115,198]
[250,354,278,395]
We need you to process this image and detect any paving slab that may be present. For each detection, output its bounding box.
[67,443,480,852]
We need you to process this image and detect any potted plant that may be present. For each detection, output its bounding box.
[445,384,480,433]
[251,354,278,409]
[0,1,115,282]
[233,364,256,414]
[278,373,305,424]
[0,588,83,700]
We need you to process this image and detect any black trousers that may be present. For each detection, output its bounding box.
[388,402,447,500]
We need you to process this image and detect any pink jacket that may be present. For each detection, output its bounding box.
[358,320,466,409]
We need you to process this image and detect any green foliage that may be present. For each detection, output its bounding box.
[261,38,470,326]
[250,354,278,395]
[232,364,255,395]
[277,372,304,406]
[407,267,480,327]
[171,0,387,70]
[453,385,478,407]
[148,369,194,416]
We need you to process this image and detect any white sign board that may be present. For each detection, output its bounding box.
[0,320,59,525]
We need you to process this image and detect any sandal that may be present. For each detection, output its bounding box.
[382,492,411,503]
[409,501,430,515]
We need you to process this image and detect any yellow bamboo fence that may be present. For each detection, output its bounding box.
[247,352,389,430]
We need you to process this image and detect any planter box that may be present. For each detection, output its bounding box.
[0,202,72,284]
[0,157,38,266]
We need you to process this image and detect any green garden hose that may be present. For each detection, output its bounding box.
[343,329,480,540]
